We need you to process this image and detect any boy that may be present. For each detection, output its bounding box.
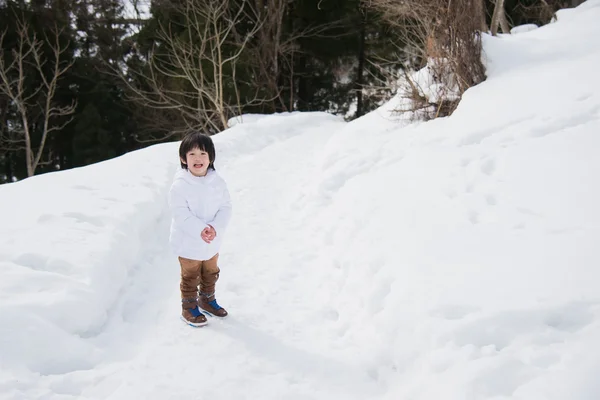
[168,132,232,327]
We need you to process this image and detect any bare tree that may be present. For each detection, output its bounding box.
[479,0,490,32]
[0,18,76,177]
[241,0,289,112]
[491,0,510,36]
[117,0,264,138]
[239,0,347,113]
[364,0,486,118]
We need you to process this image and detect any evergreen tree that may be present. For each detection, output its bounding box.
[64,0,137,168]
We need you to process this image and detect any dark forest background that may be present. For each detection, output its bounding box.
[0,0,584,182]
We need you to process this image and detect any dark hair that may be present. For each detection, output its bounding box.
[179,132,216,170]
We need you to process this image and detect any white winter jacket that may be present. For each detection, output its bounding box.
[168,168,232,261]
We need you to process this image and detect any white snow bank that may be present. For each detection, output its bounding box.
[297,1,600,398]
[0,112,342,378]
[511,24,538,34]
[0,143,177,375]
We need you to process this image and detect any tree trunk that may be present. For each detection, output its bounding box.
[355,10,366,118]
[491,0,509,36]
[499,12,510,34]
[478,0,489,32]
[296,55,309,111]
[5,153,13,182]
[21,116,34,177]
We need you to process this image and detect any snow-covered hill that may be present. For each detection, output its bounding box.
[1,2,600,399]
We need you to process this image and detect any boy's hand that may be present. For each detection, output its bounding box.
[201,227,213,243]
[201,225,216,243]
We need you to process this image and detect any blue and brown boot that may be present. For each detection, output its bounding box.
[181,298,208,327]
[199,293,228,317]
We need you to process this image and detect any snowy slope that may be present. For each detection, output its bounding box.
[1,1,600,399]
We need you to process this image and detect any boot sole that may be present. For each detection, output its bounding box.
[201,309,228,318]
[180,315,208,327]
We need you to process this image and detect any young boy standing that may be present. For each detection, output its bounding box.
[168,132,232,327]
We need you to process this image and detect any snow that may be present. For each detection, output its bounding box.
[1,1,600,399]
[510,24,539,34]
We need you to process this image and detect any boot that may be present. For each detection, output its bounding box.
[181,298,208,327]
[199,293,228,317]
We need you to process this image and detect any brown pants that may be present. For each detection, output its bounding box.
[178,254,220,301]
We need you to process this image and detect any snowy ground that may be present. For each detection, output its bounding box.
[1,2,600,399]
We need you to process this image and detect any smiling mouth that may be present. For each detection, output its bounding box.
[193,163,204,169]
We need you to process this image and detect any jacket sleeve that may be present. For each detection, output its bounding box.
[169,183,208,238]
[208,183,232,237]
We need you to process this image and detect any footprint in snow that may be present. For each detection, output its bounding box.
[38,214,56,223]
[62,212,105,228]
[485,194,497,206]
[468,210,479,224]
[516,207,543,218]
[576,93,593,102]
[480,158,496,176]
[72,184,93,191]
[430,304,480,320]
[443,301,596,352]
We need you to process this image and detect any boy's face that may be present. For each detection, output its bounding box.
[181,147,210,177]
